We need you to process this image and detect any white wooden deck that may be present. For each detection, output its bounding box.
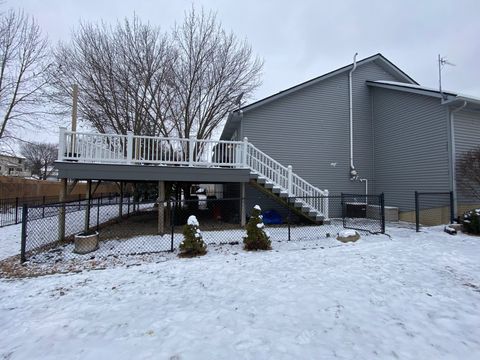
[58,127,329,218]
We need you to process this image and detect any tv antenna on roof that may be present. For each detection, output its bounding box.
[438,54,455,99]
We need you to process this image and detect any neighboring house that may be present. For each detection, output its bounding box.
[220,53,480,220]
[0,154,31,177]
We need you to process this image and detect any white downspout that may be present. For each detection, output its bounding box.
[349,53,358,180]
[450,100,468,219]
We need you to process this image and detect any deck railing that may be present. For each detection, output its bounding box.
[58,128,328,217]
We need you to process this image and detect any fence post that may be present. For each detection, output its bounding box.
[20,204,28,263]
[42,196,46,218]
[242,137,249,167]
[127,195,131,217]
[15,197,19,224]
[189,135,195,166]
[170,202,175,252]
[449,191,455,223]
[380,193,386,234]
[127,131,133,164]
[287,165,293,196]
[341,193,345,228]
[96,197,100,231]
[287,201,291,241]
[415,191,420,232]
[78,194,81,210]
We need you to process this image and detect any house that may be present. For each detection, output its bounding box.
[0,154,31,177]
[54,53,480,237]
[220,53,480,221]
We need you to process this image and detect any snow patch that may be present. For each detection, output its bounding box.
[339,229,357,238]
[187,215,199,226]
[254,205,261,211]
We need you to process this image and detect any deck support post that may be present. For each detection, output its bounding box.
[84,180,92,232]
[158,181,165,234]
[58,178,67,241]
[240,182,246,227]
[119,182,124,219]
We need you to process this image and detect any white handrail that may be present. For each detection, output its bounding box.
[57,129,329,217]
[246,142,328,216]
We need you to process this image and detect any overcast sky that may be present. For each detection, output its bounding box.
[14,0,480,102]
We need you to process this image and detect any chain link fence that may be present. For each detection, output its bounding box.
[0,192,119,227]
[415,191,454,232]
[20,193,385,264]
[341,194,385,234]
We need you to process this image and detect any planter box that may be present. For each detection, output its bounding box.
[74,231,99,254]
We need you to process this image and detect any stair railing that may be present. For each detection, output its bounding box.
[245,140,329,217]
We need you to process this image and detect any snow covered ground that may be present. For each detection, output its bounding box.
[1,225,479,359]
[0,222,21,260]
[0,202,153,261]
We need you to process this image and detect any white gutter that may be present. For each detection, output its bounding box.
[450,100,467,219]
[349,53,358,180]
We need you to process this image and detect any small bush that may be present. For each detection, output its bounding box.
[179,215,207,257]
[243,205,271,251]
[462,209,480,234]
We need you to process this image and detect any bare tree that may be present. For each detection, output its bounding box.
[50,15,174,136]
[0,9,50,144]
[166,8,263,140]
[457,147,480,200]
[20,141,57,179]
[50,8,263,140]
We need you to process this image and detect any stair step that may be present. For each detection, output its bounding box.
[257,177,267,184]
[272,186,282,194]
[264,182,274,189]
[279,191,289,198]
[249,172,259,180]
[301,205,312,212]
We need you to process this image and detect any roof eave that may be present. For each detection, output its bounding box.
[240,53,416,114]
[366,81,457,100]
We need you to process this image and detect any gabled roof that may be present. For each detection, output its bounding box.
[221,53,418,139]
[240,53,417,114]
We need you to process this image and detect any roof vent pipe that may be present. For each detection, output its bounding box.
[349,53,358,180]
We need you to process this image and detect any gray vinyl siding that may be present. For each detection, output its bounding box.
[454,109,480,204]
[372,88,450,211]
[240,61,401,196]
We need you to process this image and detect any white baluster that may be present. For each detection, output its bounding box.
[127,132,133,164]
[287,165,293,196]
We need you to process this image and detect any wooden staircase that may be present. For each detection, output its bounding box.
[249,172,327,224]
